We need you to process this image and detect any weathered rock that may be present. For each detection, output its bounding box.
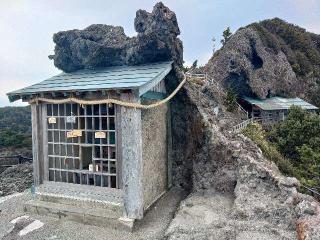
[168,75,320,239]
[205,27,298,99]
[49,2,183,72]
[49,25,128,72]
[204,20,320,106]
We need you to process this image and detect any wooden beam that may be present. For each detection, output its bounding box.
[31,104,44,185]
[42,104,49,181]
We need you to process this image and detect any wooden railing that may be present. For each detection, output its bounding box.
[232,118,254,132]
[0,155,32,167]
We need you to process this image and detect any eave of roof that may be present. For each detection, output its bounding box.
[243,96,318,111]
[7,61,172,102]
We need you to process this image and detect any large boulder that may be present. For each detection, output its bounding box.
[49,25,128,72]
[49,2,183,72]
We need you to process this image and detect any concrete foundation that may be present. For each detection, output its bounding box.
[24,181,132,231]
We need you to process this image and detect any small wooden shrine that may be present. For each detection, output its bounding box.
[7,61,174,228]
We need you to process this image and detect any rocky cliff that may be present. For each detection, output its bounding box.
[204,18,320,106]
[167,80,320,239]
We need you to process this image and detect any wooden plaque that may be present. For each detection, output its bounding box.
[95,131,106,139]
[48,117,56,124]
[67,130,82,138]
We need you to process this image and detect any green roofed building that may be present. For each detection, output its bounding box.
[6,61,175,230]
[240,96,318,124]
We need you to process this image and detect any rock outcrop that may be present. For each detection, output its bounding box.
[204,18,320,106]
[49,2,183,72]
[167,79,320,239]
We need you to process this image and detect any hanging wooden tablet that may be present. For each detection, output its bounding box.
[48,117,56,124]
[95,131,106,139]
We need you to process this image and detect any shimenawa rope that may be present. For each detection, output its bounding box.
[29,74,187,109]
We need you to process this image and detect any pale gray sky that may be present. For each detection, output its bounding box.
[1,0,319,106]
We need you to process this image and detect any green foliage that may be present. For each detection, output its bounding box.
[191,60,198,68]
[221,27,232,46]
[182,65,190,73]
[242,123,295,176]
[0,106,31,149]
[268,106,320,161]
[250,18,320,78]
[225,88,238,112]
[244,106,320,191]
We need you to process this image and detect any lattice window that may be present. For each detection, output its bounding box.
[47,103,118,188]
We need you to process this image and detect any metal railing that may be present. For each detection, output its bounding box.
[0,155,32,167]
[231,118,254,132]
[185,72,207,79]
[236,102,249,119]
[186,71,249,115]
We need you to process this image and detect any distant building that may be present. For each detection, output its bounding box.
[240,96,318,124]
[7,61,174,229]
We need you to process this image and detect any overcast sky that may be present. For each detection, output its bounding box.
[1,0,319,107]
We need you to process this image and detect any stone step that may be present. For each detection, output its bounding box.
[24,199,134,231]
[35,181,123,214]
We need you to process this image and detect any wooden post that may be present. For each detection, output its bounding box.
[31,103,47,186]
[42,104,49,181]
[120,92,144,219]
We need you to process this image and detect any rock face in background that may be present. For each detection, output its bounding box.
[204,18,320,106]
[49,2,183,72]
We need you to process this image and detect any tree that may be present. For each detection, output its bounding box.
[212,36,216,53]
[221,27,232,46]
[268,106,320,161]
[191,60,198,69]
[225,87,238,112]
[267,106,320,190]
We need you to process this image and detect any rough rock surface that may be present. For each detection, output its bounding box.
[49,2,183,72]
[205,27,298,98]
[204,22,320,106]
[167,78,320,239]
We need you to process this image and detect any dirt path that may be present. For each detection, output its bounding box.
[165,189,297,240]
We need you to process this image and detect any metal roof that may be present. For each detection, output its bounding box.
[7,61,172,102]
[243,96,318,111]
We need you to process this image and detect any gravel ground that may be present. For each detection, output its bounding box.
[0,164,33,197]
[0,188,186,240]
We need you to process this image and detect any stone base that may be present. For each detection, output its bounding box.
[24,199,134,231]
[24,181,135,231]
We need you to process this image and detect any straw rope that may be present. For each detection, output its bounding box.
[29,74,187,109]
